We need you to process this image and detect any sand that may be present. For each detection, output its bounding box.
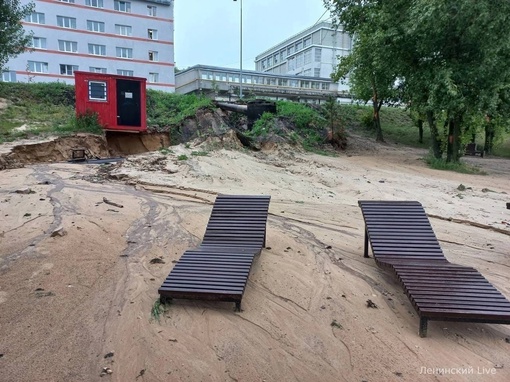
[0,137,509,382]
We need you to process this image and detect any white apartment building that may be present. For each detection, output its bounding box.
[1,0,175,91]
[255,21,352,92]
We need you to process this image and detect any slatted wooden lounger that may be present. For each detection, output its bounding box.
[159,194,271,311]
[359,200,510,337]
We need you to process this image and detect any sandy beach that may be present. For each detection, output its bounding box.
[1,135,509,381]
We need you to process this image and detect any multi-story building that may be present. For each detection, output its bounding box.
[176,65,353,104]
[1,0,175,91]
[254,21,352,92]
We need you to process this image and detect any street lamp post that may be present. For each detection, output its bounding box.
[234,0,243,99]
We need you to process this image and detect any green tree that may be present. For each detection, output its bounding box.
[326,0,404,142]
[325,0,510,162]
[0,0,34,71]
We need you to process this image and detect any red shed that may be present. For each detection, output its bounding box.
[74,71,147,133]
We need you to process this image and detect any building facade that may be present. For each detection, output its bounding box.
[176,65,353,103]
[1,0,175,91]
[254,21,352,92]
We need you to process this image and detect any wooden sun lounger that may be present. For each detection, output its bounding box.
[359,200,510,337]
[159,195,271,310]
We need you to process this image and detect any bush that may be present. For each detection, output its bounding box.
[0,82,75,106]
[249,112,277,137]
[146,90,213,127]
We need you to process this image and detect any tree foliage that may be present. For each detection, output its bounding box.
[0,0,34,71]
[325,0,510,162]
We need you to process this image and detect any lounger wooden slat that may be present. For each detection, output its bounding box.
[159,194,270,310]
[359,200,510,337]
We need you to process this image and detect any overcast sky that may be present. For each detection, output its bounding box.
[174,0,330,71]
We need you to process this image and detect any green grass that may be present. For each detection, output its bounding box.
[379,107,429,148]
[150,299,168,322]
[491,132,510,158]
[177,154,188,160]
[191,150,208,156]
[425,155,487,175]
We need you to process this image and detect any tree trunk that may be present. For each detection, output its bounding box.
[373,99,384,142]
[426,111,442,158]
[417,119,424,143]
[446,116,462,163]
[484,122,495,155]
[446,119,455,162]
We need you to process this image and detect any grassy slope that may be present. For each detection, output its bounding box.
[0,82,509,157]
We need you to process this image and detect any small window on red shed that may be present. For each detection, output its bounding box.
[89,81,107,101]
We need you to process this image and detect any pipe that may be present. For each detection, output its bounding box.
[216,102,248,115]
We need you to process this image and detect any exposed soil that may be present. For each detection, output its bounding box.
[0,132,173,170]
[0,134,509,382]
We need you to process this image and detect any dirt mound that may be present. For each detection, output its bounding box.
[0,134,109,170]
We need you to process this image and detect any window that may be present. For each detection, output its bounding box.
[201,71,212,80]
[88,44,106,56]
[303,69,311,76]
[117,69,133,76]
[296,53,304,68]
[268,56,273,67]
[288,46,294,55]
[261,60,266,70]
[25,12,45,24]
[322,83,329,90]
[147,5,157,16]
[315,48,322,62]
[28,61,48,73]
[87,20,105,33]
[60,64,78,76]
[281,50,287,61]
[148,73,159,83]
[115,24,132,36]
[304,37,311,48]
[274,54,279,65]
[57,16,76,29]
[2,71,17,82]
[296,41,303,51]
[148,51,158,62]
[85,0,103,7]
[304,49,312,65]
[147,29,158,40]
[278,78,288,87]
[301,80,310,88]
[288,57,295,71]
[116,47,133,59]
[31,37,47,49]
[289,79,298,87]
[312,82,320,89]
[90,67,107,73]
[58,40,78,53]
[114,1,131,12]
[59,0,75,3]
[88,81,107,100]
[314,68,321,77]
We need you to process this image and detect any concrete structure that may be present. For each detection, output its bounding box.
[255,21,352,92]
[175,65,351,103]
[1,0,175,91]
